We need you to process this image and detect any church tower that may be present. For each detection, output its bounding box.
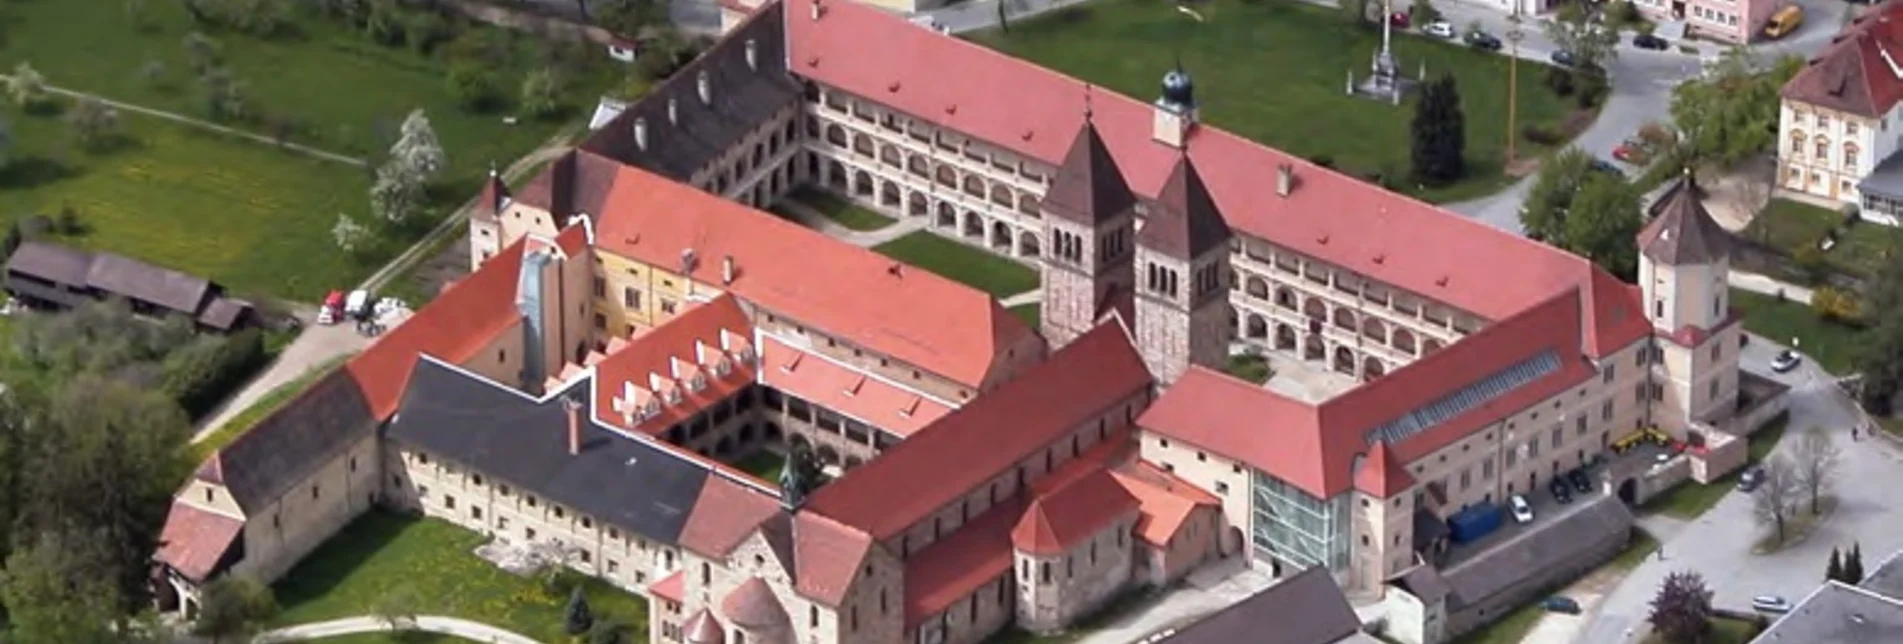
[1038,94,1138,349]
[1134,153,1233,384]
[1637,173,1740,429]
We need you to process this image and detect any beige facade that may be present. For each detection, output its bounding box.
[1014,515,1139,635]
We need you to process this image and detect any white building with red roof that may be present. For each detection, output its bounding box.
[1778,1,1903,221]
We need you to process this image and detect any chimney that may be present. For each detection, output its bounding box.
[1276,164,1294,197]
[722,255,735,285]
[667,98,678,125]
[745,39,758,71]
[697,71,712,105]
[564,396,583,456]
[811,0,825,21]
[633,117,648,151]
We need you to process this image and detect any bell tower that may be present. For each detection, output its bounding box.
[1134,153,1232,384]
[1038,90,1139,349]
[1637,173,1740,427]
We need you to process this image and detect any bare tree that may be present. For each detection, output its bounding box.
[1792,425,1841,515]
[1753,456,1801,546]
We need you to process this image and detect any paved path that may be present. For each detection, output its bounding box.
[1574,336,1903,644]
[1001,291,1042,307]
[774,199,928,247]
[1072,558,1275,644]
[253,615,539,644]
[1730,271,1815,305]
[190,131,578,442]
[0,75,366,167]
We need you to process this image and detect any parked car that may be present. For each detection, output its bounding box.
[1466,30,1503,51]
[1390,11,1411,29]
[1543,596,1583,614]
[1425,21,1456,38]
[1738,465,1765,492]
[1550,50,1577,67]
[1590,159,1623,175]
[1752,595,1793,613]
[1633,33,1670,50]
[1612,141,1642,162]
[1549,478,1574,504]
[1568,469,1593,495]
[1771,349,1803,373]
[1510,494,1535,524]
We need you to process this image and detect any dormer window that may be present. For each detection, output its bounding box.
[643,400,661,419]
[714,358,732,377]
[690,375,707,392]
[665,387,683,405]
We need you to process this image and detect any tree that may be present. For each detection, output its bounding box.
[374,585,421,630]
[1829,548,1846,583]
[1753,456,1801,546]
[6,62,47,108]
[199,67,249,122]
[1522,148,1596,242]
[1523,149,1642,278]
[1848,542,1866,582]
[0,529,124,644]
[1410,74,1466,187]
[1670,48,1804,170]
[1542,10,1619,73]
[65,96,121,152]
[1647,570,1714,644]
[333,212,373,252]
[565,586,595,636]
[521,67,564,119]
[2,220,21,258]
[1338,0,1375,26]
[448,63,505,112]
[593,0,668,36]
[589,620,628,644]
[370,162,424,223]
[183,32,223,74]
[1792,425,1841,515]
[392,109,445,182]
[0,113,10,168]
[192,577,279,643]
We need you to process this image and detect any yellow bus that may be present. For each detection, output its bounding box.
[1763,6,1804,40]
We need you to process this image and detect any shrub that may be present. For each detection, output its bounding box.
[1546,67,1576,96]
[162,328,268,418]
[1791,243,1831,284]
[447,64,505,112]
[1576,72,1609,109]
[1811,287,1864,325]
[1842,206,1863,228]
[1522,125,1562,146]
[1639,122,1676,148]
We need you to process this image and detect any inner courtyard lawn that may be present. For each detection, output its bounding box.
[874,231,1040,298]
[1,106,376,300]
[0,0,606,189]
[272,512,648,643]
[972,0,1578,203]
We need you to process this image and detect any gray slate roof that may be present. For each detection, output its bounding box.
[1439,495,1632,609]
[5,241,213,314]
[1859,548,1903,599]
[1140,156,1233,260]
[578,3,801,182]
[1160,566,1363,644]
[1638,175,1731,266]
[1044,119,1138,226]
[387,357,714,545]
[205,368,377,512]
[1752,582,1903,644]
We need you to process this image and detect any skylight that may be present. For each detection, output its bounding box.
[1364,350,1562,446]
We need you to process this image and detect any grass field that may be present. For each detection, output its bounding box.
[1,105,376,300]
[1009,303,1041,328]
[1731,289,1866,374]
[735,450,788,482]
[1741,199,1900,278]
[875,231,1040,298]
[971,0,1579,203]
[272,512,647,643]
[1642,415,1788,519]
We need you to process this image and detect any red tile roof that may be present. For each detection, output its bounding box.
[783,0,1612,326]
[1110,461,1219,547]
[155,502,244,583]
[678,475,784,558]
[1783,2,1903,118]
[758,336,953,438]
[1143,290,1600,498]
[1353,441,1413,498]
[651,569,687,604]
[344,238,532,420]
[902,497,1023,628]
[721,577,790,628]
[592,164,1035,389]
[803,322,1151,540]
[592,294,758,435]
[791,511,874,606]
[1011,468,1139,556]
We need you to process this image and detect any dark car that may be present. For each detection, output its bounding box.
[1634,33,1670,50]
[1549,478,1574,504]
[1550,50,1577,67]
[1467,30,1504,51]
[1737,466,1765,492]
[1543,596,1583,614]
[1568,469,1593,495]
[1589,159,1623,175]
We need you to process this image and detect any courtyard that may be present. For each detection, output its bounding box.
[0,0,613,301]
[271,511,648,643]
[874,231,1041,298]
[971,0,1579,203]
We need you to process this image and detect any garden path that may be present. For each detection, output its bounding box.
[253,615,539,644]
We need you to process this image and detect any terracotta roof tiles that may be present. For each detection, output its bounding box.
[758,336,953,438]
[1782,3,1903,118]
[721,577,790,628]
[1011,468,1139,556]
[902,497,1023,628]
[791,511,875,606]
[593,294,758,435]
[1140,155,1232,259]
[677,475,784,558]
[1044,118,1138,225]
[1638,175,1732,266]
[154,502,244,583]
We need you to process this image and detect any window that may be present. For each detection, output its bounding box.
[555,507,566,519]
[1849,121,1861,137]
[417,452,429,464]
[1216,481,1229,495]
[623,287,642,309]
[1482,457,1494,480]
[1576,415,1588,436]
[1601,400,1614,421]
[1459,469,1471,490]
[311,484,321,500]
[349,456,357,472]
[445,495,457,509]
[472,506,483,520]
[701,562,711,585]
[582,517,593,529]
[1711,344,1722,361]
[1710,379,1721,400]
[1551,426,1563,449]
[1846,142,1861,173]
[204,488,213,503]
[473,474,484,486]
[594,277,606,298]
[1816,137,1829,159]
[661,299,678,315]
[1602,364,1615,384]
[1039,562,1051,583]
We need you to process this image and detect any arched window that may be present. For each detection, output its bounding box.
[1815,135,1829,160]
[1789,130,1805,158]
[1845,142,1861,173]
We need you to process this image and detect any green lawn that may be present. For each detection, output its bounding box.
[971,0,1579,203]
[782,186,895,232]
[1741,199,1899,278]
[874,231,1040,298]
[735,450,788,482]
[273,512,648,643]
[1009,303,1041,328]
[1223,354,1271,384]
[1731,289,1866,374]
[1642,415,1789,519]
[190,355,354,463]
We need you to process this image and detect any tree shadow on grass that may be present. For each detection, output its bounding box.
[0,157,77,190]
[271,511,422,611]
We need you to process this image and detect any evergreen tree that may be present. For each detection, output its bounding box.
[564,586,594,636]
[1409,75,1467,187]
[1848,543,1866,583]
[1647,570,1714,644]
[1829,548,1844,583]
